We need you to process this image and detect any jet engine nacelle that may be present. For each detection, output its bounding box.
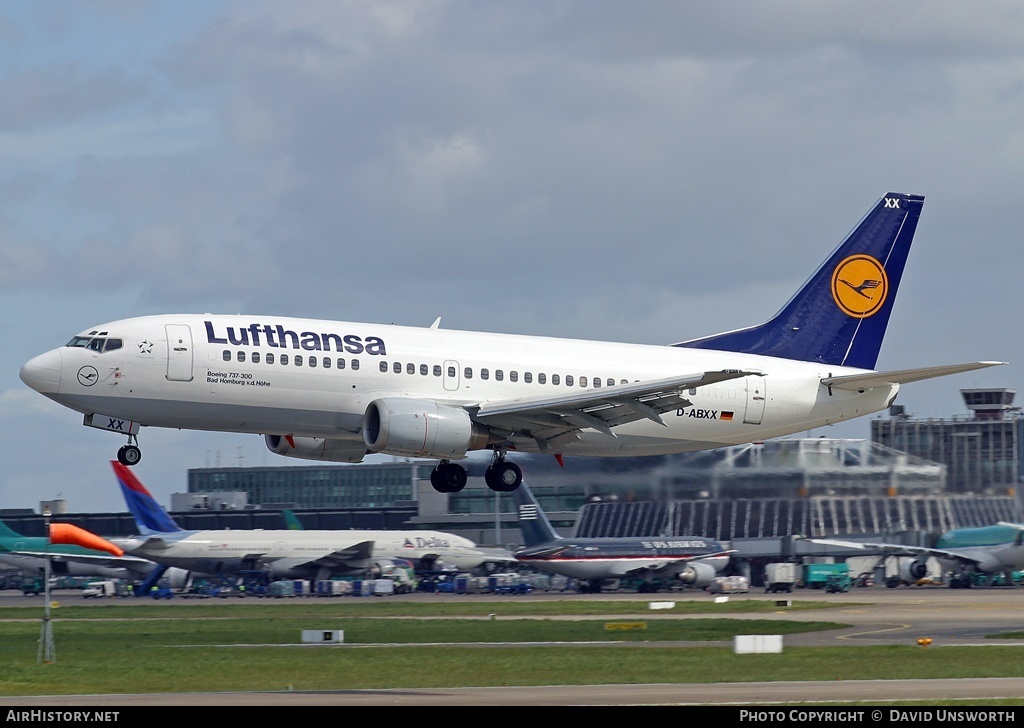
[264,434,368,463]
[895,557,930,582]
[163,567,191,590]
[363,398,491,459]
[677,561,717,588]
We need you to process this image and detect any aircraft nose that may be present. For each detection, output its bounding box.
[20,349,63,394]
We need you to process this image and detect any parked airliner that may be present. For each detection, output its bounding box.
[808,522,1024,589]
[511,481,732,592]
[109,461,507,579]
[0,518,157,582]
[19,193,1003,493]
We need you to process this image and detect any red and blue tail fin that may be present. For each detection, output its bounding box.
[111,461,184,535]
[674,193,924,369]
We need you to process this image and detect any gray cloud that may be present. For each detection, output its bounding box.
[0,1,1020,511]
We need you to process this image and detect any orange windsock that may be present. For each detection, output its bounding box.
[49,523,124,557]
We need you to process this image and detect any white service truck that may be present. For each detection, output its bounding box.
[82,580,127,598]
[764,562,797,593]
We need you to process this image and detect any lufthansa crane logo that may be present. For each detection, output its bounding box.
[77,366,99,387]
[831,254,888,318]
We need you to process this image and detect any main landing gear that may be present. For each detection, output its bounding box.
[428,450,524,494]
[430,461,468,493]
[484,451,522,493]
[117,435,142,466]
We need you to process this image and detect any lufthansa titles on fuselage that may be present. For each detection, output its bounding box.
[205,321,386,355]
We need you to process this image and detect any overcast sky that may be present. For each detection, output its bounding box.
[1,1,1020,514]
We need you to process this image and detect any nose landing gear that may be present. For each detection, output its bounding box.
[117,435,142,466]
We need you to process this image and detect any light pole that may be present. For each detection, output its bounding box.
[38,506,55,664]
[495,490,501,547]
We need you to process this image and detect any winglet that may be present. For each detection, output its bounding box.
[50,523,124,557]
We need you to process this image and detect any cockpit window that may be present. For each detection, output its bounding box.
[65,337,123,352]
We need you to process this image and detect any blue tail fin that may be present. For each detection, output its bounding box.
[674,192,924,369]
[282,510,304,530]
[111,461,184,535]
[510,482,562,547]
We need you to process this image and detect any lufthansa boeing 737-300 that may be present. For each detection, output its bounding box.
[19,193,1004,494]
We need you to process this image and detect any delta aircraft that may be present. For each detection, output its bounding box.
[511,481,732,593]
[808,522,1024,589]
[20,192,1004,494]
[108,461,508,580]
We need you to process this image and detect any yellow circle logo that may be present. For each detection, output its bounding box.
[831,255,888,318]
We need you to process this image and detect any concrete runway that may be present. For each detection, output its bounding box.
[3,586,1024,705]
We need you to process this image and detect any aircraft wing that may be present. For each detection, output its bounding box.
[298,540,375,571]
[3,549,155,572]
[805,538,980,566]
[821,362,1005,391]
[473,546,518,564]
[626,550,736,577]
[473,370,757,451]
[514,544,575,560]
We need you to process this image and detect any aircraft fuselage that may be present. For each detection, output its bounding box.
[21,313,897,458]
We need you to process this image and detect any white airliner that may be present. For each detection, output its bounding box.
[110,461,506,580]
[807,522,1024,589]
[512,481,732,593]
[19,192,1003,494]
[0,518,159,582]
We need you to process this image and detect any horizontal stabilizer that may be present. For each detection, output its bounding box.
[822,361,1005,391]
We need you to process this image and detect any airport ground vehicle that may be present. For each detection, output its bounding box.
[802,563,850,589]
[825,573,852,593]
[21,577,45,596]
[764,562,797,593]
[706,575,749,594]
[82,580,127,598]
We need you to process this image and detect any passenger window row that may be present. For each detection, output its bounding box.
[219,350,629,388]
[463,367,625,388]
[221,350,361,371]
